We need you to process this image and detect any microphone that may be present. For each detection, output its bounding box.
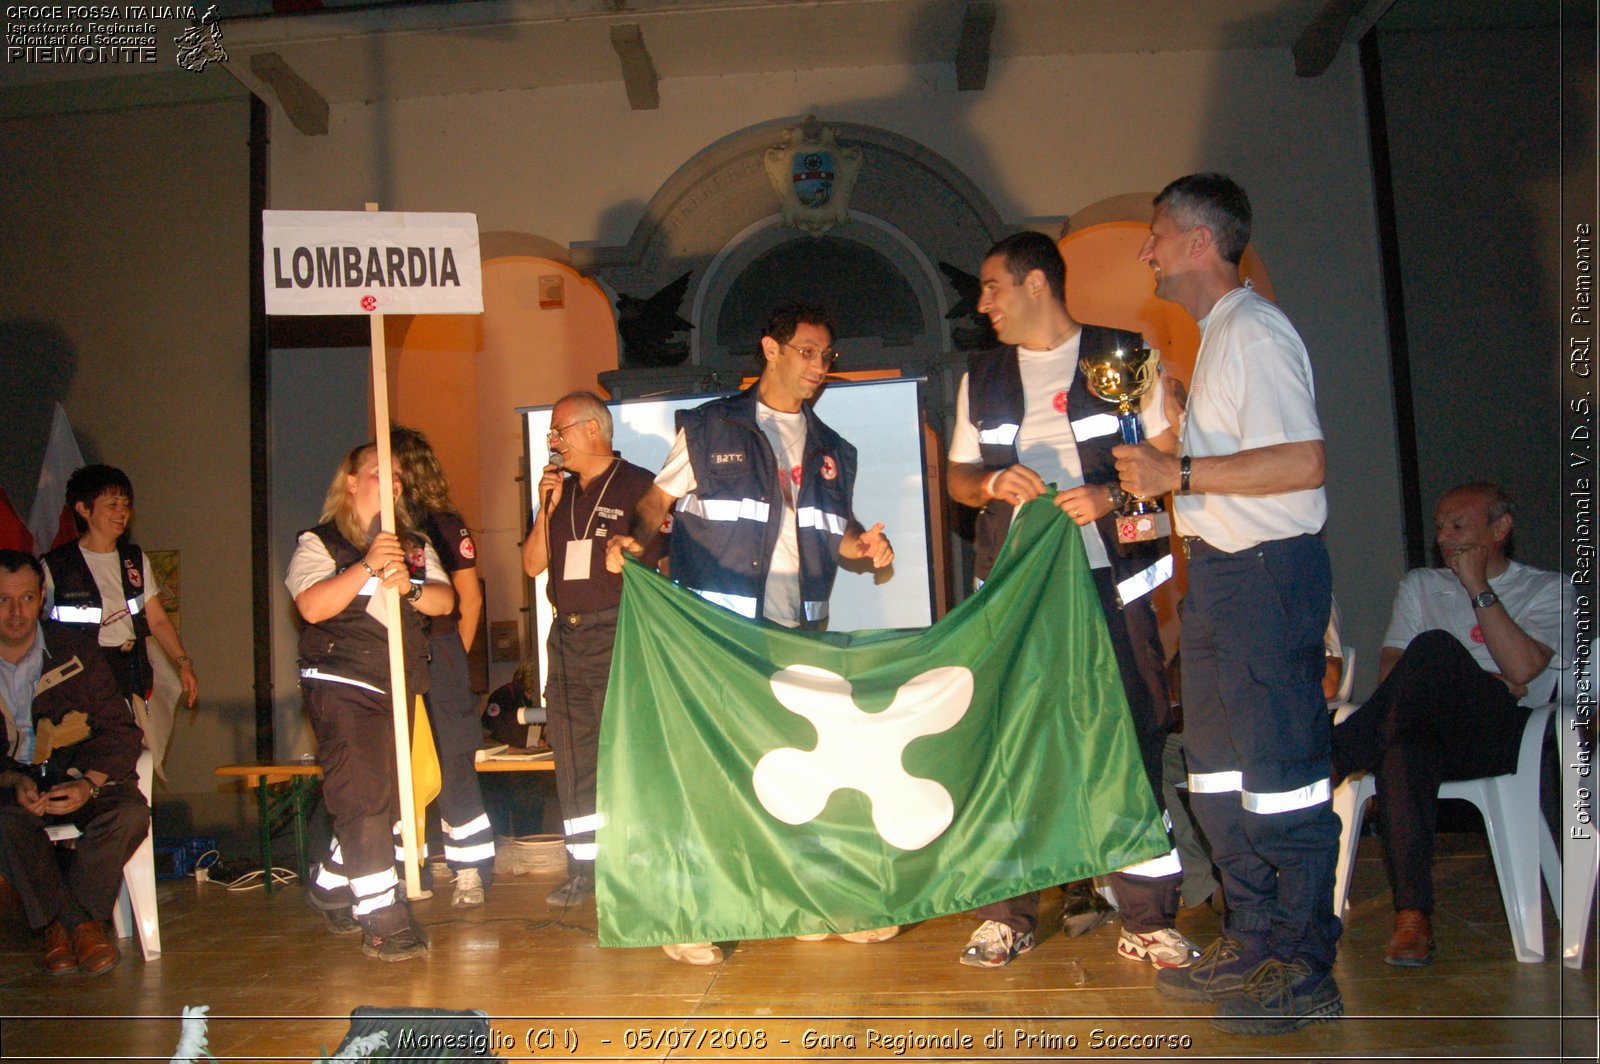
[543,449,564,514]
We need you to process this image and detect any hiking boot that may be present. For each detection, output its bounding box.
[1211,958,1343,1035]
[1384,909,1434,966]
[1059,880,1116,937]
[362,923,429,962]
[544,872,594,907]
[661,942,723,965]
[305,890,360,935]
[1154,934,1262,1001]
[959,920,1034,968]
[1118,926,1202,969]
[451,867,485,908]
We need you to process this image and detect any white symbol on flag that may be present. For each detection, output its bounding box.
[753,664,973,851]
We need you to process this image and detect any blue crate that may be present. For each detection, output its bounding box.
[153,836,216,879]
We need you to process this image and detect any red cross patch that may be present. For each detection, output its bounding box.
[820,455,838,481]
[1470,624,1485,644]
[458,531,476,560]
[124,559,142,588]
[1053,390,1069,414]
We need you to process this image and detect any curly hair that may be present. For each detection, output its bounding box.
[390,425,458,517]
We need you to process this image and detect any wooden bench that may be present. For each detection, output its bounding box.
[214,761,324,893]
[217,754,554,891]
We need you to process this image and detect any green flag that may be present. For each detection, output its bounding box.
[595,498,1168,948]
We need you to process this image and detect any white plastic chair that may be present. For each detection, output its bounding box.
[44,749,160,961]
[1327,644,1356,711]
[1331,699,1559,963]
[1557,646,1598,970]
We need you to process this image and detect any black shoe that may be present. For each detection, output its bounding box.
[1210,958,1343,1035]
[304,890,361,936]
[1154,935,1263,1002]
[545,873,595,907]
[1059,880,1115,937]
[362,923,429,962]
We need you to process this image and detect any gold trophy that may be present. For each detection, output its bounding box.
[1080,343,1170,544]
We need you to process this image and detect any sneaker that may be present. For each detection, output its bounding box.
[1154,935,1262,1001]
[795,925,901,944]
[1118,927,1202,969]
[361,924,429,962]
[1211,958,1343,1036]
[959,920,1035,968]
[544,873,595,907]
[452,867,485,908]
[662,942,724,965]
[1059,880,1116,937]
[1384,909,1434,966]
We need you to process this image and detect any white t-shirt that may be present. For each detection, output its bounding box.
[1383,560,1565,707]
[654,403,807,626]
[1174,286,1327,553]
[285,531,447,628]
[43,545,159,648]
[948,332,1168,571]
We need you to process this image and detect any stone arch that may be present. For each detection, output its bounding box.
[577,116,1006,377]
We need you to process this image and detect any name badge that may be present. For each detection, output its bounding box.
[563,538,593,583]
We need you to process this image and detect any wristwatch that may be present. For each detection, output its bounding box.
[1107,484,1127,510]
[1471,589,1499,610]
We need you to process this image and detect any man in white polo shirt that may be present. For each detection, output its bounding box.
[1332,482,1561,966]
[1115,173,1339,1036]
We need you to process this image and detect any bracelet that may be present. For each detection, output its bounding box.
[1180,455,1192,493]
[981,470,1003,500]
[176,655,193,666]
[361,560,378,578]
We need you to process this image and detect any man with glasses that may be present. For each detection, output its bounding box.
[608,301,895,964]
[523,391,666,908]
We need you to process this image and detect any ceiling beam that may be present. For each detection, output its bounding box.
[248,51,329,136]
[1293,0,1399,77]
[955,0,996,92]
[609,23,660,111]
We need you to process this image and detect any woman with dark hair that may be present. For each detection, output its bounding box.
[391,426,494,907]
[287,443,453,961]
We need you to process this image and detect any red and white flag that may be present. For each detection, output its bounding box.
[27,403,85,552]
[0,487,33,553]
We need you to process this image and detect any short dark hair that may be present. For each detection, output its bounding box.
[0,549,44,584]
[985,231,1066,303]
[65,464,134,534]
[763,302,836,350]
[1154,173,1253,266]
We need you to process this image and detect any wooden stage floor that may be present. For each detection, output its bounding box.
[1,834,1595,1062]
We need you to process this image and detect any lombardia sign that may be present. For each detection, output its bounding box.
[262,210,483,316]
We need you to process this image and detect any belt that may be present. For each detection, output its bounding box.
[1181,536,1225,561]
[554,606,620,629]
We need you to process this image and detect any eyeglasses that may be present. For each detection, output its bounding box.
[546,417,595,442]
[782,342,840,368]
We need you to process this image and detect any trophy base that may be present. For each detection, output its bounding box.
[1115,511,1171,544]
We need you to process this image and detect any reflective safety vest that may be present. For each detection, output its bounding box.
[42,540,156,698]
[668,386,857,626]
[296,523,432,696]
[965,326,1173,606]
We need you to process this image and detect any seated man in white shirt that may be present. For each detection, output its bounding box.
[1331,482,1562,966]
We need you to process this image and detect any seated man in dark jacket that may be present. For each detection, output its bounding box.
[0,549,147,976]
